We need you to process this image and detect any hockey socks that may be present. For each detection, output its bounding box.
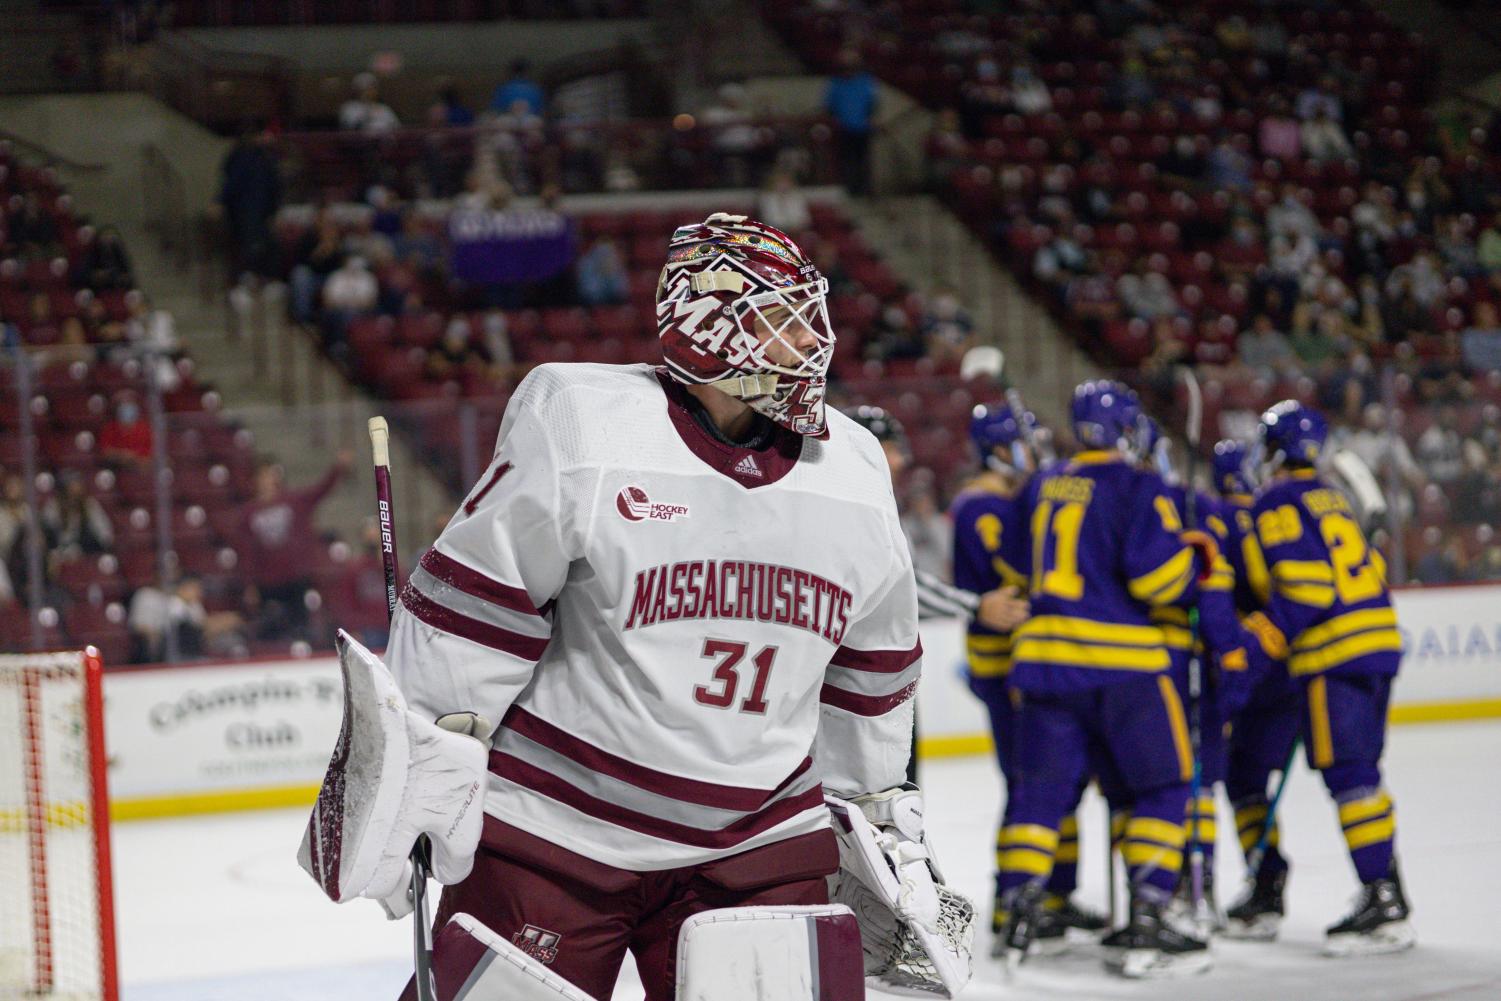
[1335,787,1397,884]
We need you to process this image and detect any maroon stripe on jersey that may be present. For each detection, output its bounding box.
[501,707,813,812]
[819,680,917,716]
[419,548,541,618]
[400,586,549,661]
[492,752,825,849]
[829,640,923,674]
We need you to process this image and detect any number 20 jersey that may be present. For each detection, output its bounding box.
[383,362,921,871]
[1009,452,1197,696]
[1251,470,1401,678]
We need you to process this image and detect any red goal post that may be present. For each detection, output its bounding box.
[1,647,118,1001]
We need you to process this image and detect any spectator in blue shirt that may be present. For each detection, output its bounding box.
[491,60,545,117]
[824,49,878,195]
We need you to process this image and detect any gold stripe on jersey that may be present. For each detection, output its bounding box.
[1274,559,1336,582]
[1278,581,1337,608]
[967,634,1013,677]
[1128,547,1196,605]
[1288,629,1404,676]
[1013,638,1169,672]
[1293,608,1399,653]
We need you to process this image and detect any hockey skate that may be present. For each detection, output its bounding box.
[1026,893,1110,956]
[991,883,1046,969]
[1169,864,1225,940]
[1101,895,1212,979]
[1224,866,1286,941]
[1324,864,1415,957]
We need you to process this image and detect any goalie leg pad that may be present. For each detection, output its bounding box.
[674,906,865,1001]
[396,914,599,1001]
[298,631,490,907]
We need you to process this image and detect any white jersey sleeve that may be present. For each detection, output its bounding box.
[815,508,921,800]
[385,372,577,726]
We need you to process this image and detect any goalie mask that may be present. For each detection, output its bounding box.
[657,213,835,437]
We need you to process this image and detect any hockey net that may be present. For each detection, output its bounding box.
[0,650,118,1001]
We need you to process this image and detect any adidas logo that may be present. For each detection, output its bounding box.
[733,454,763,478]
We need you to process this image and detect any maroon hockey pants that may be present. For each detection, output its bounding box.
[399,820,839,1001]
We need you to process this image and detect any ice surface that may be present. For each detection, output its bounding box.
[116,721,1501,1001]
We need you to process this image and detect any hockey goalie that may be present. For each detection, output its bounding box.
[299,214,973,1000]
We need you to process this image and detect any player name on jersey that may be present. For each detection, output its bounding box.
[623,559,854,642]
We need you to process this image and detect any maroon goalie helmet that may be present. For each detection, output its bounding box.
[656,213,835,437]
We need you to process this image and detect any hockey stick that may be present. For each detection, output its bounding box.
[368,417,439,1001]
[1175,367,1209,924]
[1244,739,1300,882]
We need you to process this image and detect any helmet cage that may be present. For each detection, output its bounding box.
[657,245,836,437]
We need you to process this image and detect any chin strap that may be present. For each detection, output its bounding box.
[707,372,781,400]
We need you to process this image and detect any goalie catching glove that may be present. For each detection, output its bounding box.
[298,631,490,917]
[825,786,974,998]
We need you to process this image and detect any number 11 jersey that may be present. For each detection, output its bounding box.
[1009,451,1197,696]
[383,362,922,871]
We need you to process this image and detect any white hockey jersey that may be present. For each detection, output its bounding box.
[384,362,922,871]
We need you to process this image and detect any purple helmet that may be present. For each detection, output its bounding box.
[1258,400,1327,469]
[1212,438,1254,496]
[1071,379,1143,453]
[969,401,1037,472]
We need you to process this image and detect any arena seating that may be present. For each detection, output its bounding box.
[0,144,384,660]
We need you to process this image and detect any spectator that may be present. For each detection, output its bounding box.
[218,125,282,277]
[24,292,58,345]
[78,226,133,290]
[1437,215,1482,278]
[899,482,949,580]
[926,108,969,187]
[490,60,545,117]
[1010,65,1052,116]
[1117,268,1179,321]
[239,453,351,641]
[9,192,59,259]
[1141,316,1190,376]
[1295,75,1344,123]
[756,170,812,235]
[1266,184,1320,241]
[1259,97,1302,161]
[99,399,153,465]
[1413,533,1467,584]
[920,287,974,365]
[479,310,516,377]
[433,83,474,126]
[825,49,878,196]
[1477,212,1501,272]
[288,212,345,326]
[1238,312,1297,372]
[1301,108,1353,162]
[575,236,629,306]
[865,299,923,361]
[1205,134,1253,192]
[0,474,30,593]
[1418,405,1467,485]
[49,317,94,366]
[425,318,489,381]
[41,472,113,561]
[1336,403,1426,517]
[1462,300,1501,371]
[320,256,378,343]
[339,73,400,133]
[128,575,244,663]
[701,83,763,188]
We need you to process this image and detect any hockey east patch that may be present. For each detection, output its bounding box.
[615,485,690,523]
[512,924,562,965]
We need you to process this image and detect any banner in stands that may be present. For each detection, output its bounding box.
[448,208,576,284]
[102,584,1501,817]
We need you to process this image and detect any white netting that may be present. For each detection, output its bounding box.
[0,651,111,1001]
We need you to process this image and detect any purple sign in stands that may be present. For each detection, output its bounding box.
[449,209,577,284]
